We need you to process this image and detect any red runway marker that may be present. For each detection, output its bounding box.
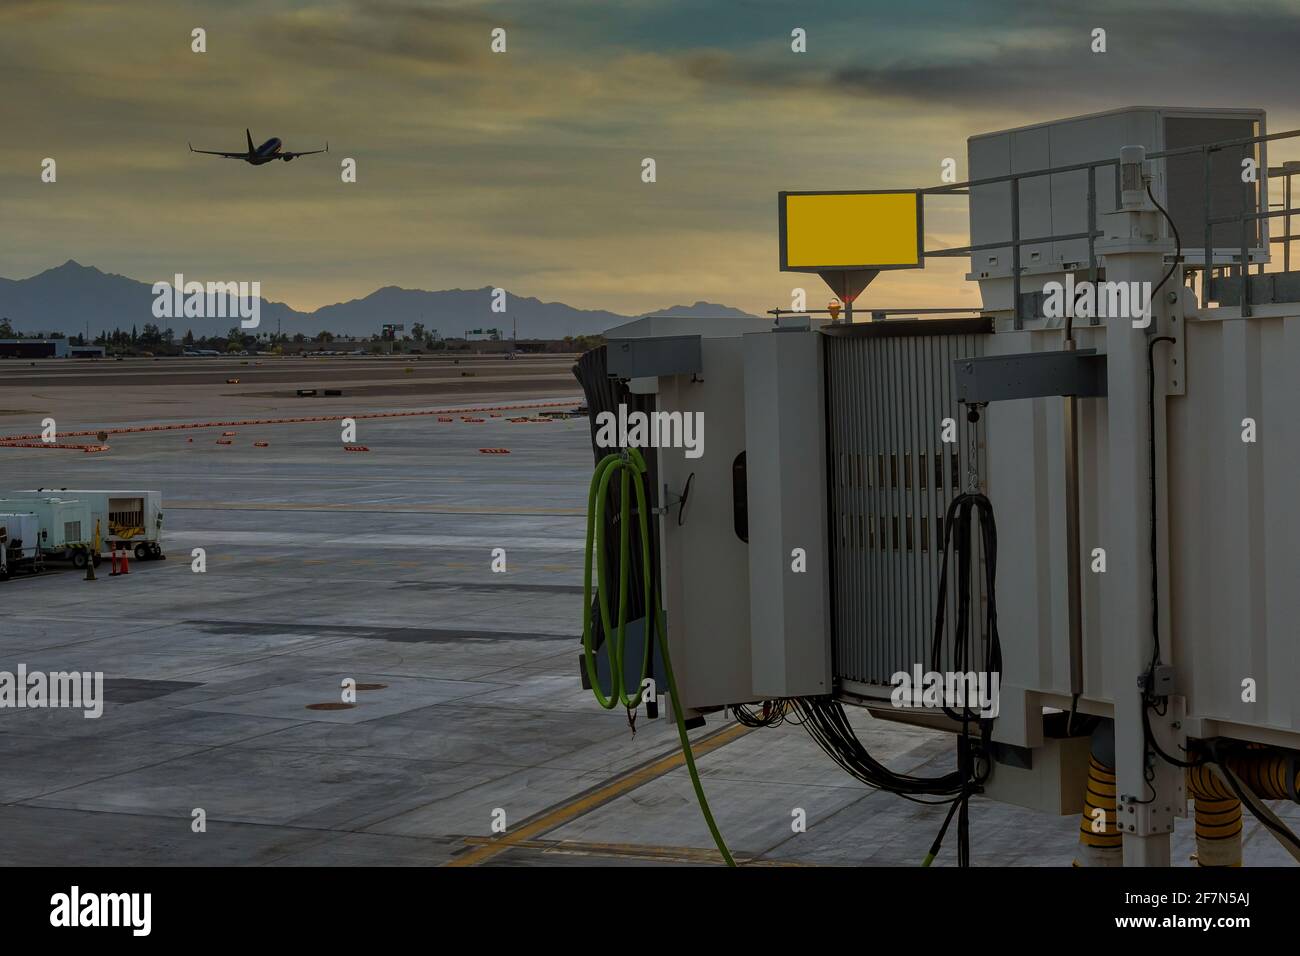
[0,399,578,451]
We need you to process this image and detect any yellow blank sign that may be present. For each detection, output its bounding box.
[780,191,922,271]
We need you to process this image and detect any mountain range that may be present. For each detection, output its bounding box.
[0,261,756,340]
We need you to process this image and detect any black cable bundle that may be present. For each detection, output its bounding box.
[732,700,801,728]
[929,491,1003,725]
[791,696,965,800]
[924,484,1002,866]
[786,472,1003,864]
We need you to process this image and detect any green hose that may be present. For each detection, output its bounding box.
[582,449,736,866]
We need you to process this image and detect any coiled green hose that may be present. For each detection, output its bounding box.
[581,449,736,866]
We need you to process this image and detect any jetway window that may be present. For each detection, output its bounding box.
[732,452,748,543]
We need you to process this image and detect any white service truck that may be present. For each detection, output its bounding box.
[17,489,165,561]
[0,497,97,567]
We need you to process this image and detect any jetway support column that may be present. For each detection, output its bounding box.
[1096,152,1185,867]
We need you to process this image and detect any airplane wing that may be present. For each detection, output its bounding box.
[281,144,329,159]
[189,143,247,158]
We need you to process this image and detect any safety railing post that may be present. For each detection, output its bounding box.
[1011,178,1021,329]
[1203,147,1214,307]
[1240,213,1252,317]
[1286,172,1293,273]
[1087,166,1098,326]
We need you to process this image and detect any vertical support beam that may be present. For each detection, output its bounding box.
[1064,381,1083,697]
[1097,185,1184,867]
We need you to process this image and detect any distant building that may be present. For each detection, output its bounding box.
[69,345,106,358]
[0,338,68,358]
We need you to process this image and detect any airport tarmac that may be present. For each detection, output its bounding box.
[0,353,579,423]
[0,369,1296,866]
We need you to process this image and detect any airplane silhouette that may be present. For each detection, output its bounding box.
[189,129,328,165]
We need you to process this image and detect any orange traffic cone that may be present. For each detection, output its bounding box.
[120,546,130,575]
[110,546,120,576]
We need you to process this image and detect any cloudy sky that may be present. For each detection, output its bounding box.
[2,0,1297,317]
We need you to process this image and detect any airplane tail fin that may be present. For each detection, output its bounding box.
[246,128,254,154]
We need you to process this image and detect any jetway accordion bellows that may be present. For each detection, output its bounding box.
[823,319,991,688]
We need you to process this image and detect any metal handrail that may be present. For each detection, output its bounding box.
[915,127,1300,326]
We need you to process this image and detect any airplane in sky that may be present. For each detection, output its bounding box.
[189,129,328,165]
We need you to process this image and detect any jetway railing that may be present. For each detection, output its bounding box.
[915,127,1300,327]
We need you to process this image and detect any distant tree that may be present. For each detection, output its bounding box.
[411,322,426,343]
[315,330,335,343]
[183,330,195,346]
[292,333,306,343]
[0,318,13,338]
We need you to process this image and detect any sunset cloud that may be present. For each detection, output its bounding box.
[2,0,1295,316]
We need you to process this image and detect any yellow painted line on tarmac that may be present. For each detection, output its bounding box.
[168,500,585,516]
[459,836,805,866]
[445,721,752,868]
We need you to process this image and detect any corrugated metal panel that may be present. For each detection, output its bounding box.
[824,325,987,685]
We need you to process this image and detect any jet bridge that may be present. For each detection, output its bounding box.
[577,106,1300,867]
